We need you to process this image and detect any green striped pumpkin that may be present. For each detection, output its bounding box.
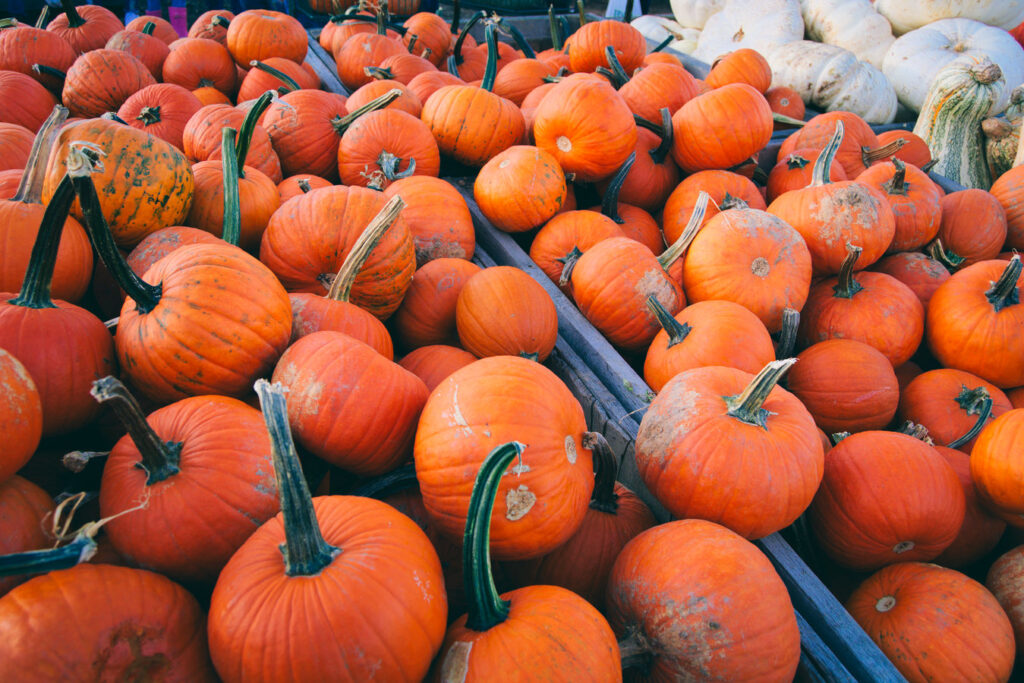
[913,56,1005,190]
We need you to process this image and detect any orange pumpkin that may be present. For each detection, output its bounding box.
[568,19,645,73]
[990,165,1024,250]
[61,49,156,119]
[765,85,805,121]
[877,129,932,168]
[0,349,42,484]
[765,148,848,203]
[188,10,233,45]
[225,9,307,66]
[0,70,58,132]
[0,24,76,91]
[705,48,772,92]
[933,439,1007,568]
[529,210,623,295]
[383,176,474,266]
[338,108,440,189]
[620,63,701,124]
[105,22,170,81]
[261,89,348,181]
[183,102,282,183]
[393,257,481,349]
[662,169,766,245]
[869,251,950,307]
[397,344,477,392]
[777,111,893,178]
[0,476,54,596]
[987,545,1024,656]
[277,175,331,203]
[671,83,772,173]
[474,145,565,232]
[162,37,237,95]
[46,1,123,55]
[117,83,202,152]
[933,189,1007,269]
[971,409,1024,527]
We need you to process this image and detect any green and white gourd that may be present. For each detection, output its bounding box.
[983,85,1024,181]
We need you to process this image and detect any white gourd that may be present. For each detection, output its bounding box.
[767,41,898,123]
[875,0,1024,35]
[883,18,1024,115]
[630,16,690,43]
[693,0,804,64]
[669,32,701,55]
[912,56,1005,189]
[670,0,725,29]
[800,0,895,70]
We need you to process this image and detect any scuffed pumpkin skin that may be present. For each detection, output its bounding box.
[606,519,801,682]
[43,118,194,247]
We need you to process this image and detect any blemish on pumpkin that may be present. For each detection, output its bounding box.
[498,160,510,169]
[508,461,530,475]
[876,596,896,612]
[893,541,914,554]
[751,257,770,277]
[451,384,473,436]
[556,136,572,153]
[505,485,536,520]
[440,641,472,683]
[564,435,577,464]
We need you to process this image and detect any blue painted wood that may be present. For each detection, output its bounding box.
[305,30,350,96]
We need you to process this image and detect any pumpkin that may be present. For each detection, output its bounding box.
[0,349,42,485]
[671,83,772,173]
[345,78,423,117]
[568,19,645,74]
[0,563,216,680]
[0,71,58,132]
[607,518,801,681]
[595,110,680,213]
[799,243,925,367]
[662,169,765,245]
[694,0,802,63]
[0,24,76,91]
[235,58,314,104]
[125,225,222,277]
[705,48,772,91]
[45,118,194,247]
[585,154,664,256]
[876,0,1024,34]
[877,129,932,167]
[225,9,307,67]
[529,210,623,295]
[162,37,237,95]
[393,257,481,349]
[335,31,407,92]
[927,256,1024,388]
[787,339,900,434]
[856,159,942,253]
[403,12,452,67]
[369,52,438,87]
[435,441,621,681]
[339,108,440,189]
[456,266,557,362]
[800,0,894,70]
[60,49,155,119]
[899,369,1013,454]
[933,189,1008,269]
[105,22,170,81]
[260,184,415,320]
[987,545,1024,656]
[398,345,477,392]
[971,409,1024,527]
[765,148,847,203]
[414,355,594,560]
[681,207,812,333]
[117,83,203,153]
[767,122,895,276]
[192,86,232,107]
[383,175,475,265]
[0,476,54,596]
[125,15,177,45]
[207,380,447,682]
[847,562,1015,683]
[990,164,1024,250]
[188,10,233,44]
[261,89,348,181]
[777,110,893,178]
[474,145,565,233]
[765,85,805,122]
[809,430,965,570]
[0,123,32,174]
[869,251,950,307]
[407,69,464,104]
[277,175,332,203]
[490,58,554,106]
[46,0,123,55]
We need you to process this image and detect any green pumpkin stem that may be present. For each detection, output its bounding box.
[448,10,485,74]
[498,18,536,59]
[326,195,405,302]
[557,245,583,286]
[331,88,403,133]
[582,431,619,514]
[926,238,966,273]
[652,35,672,53]
[601,151,635,223]
[234,91,274,179]
[69,145,162,314]
[657,190,709,271]
[13,105,68,204]
[136,106,161,126]
[576,0,587,25]
[605,46,630,87]
[0,18,18,30]
[947,397,994,449]
[101,112,128,125]
[898,421,933,443]
[0,536,95,577]
[376,150,416,182]
[255,379,340,577]
[623,0,635,22]
[90,376,181,485]
[297,178,312,193]
[985,255,1021,312]
[831,431,851,445]
[376,0,387,35]
[632,114,661,134]
[775,307,800,360]
[646,295,691,348]
[212,15,230,29]
[785,154,810,170]
[450,0,462,35]
[249,60,301,93]
[32,64,67,84]
[811,121,843,187]
[58,0,84,28]
[772,112,805,127]
[352,463,418,498]
[480,23,500,93]
[364,65,393,80]
[883,158,909,196]
[548,5,562,51]
[831,243,864,299]
[7,172,76,310]
[220,127,242,247]
[35,7,50,28]
[650,108,673,164]
[921,158,939,173]
[725,359,798,429]
[954,385,993,416]
[463,441,526,631]
[141,21,155,35]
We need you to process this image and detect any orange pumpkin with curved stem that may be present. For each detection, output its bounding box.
[456,266,558,362]
[586,151,664,255]
[595,110,680,213]
[705,48,772,92]
[262,89,348,180]
[335,31,407,91]
[533,74,636,182]
[225,9,306,66]
[383,176,474,266]
[671,83,772,173]
[869,251,950,307]
[637,360,823,538]
[857,159,941,253]
[810,431,965,570]
[847,563,1014,683]
[971,409,1024,527]
[260,184,415,320]
[183,102,281,182]
[105,22,170,81]
[607,519,801,681]
[927,256,1024,388]
[619,62,701,124]
[474,145,565,233]
[235,58,316,104]
[0,476,54,596]
[933,190,1007,269]
[877,129,931,167]
[529,210,623,295]
[393,257,481,349]
[403,11,452,67]
[681,207,812,333]
[0,349,42,484]
[162,37,237,95]
[414,356,595,560]
[398,344,477,391]
[61,49,156,119]
[287,197,403,359]
[799,243,925,367]
[189,10,233,44]
[126,15,177,44]
[367,53,437,86]
[46,0,123,55]
[643,298,776,393]
[0,24,76,91]
[117,84,203,152]
[778,111,895,178]
[662,168,765,245]
[568,19,645,73]
[765,148,847,203]
[339,109,440,189]
[786,339,900,434]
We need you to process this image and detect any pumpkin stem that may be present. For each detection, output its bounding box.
[376,0,388,35]
[947,397,993,449]
[352,463,418,498]
[548,5,562,51]
[58,0,84,28]
[220,127,242,247]
[576,0,587,25]
[772,112,805,127]
[618,630,652,672]
[450,0,462,35]
[649,108,674,165]
[448,10,485,73]
[719,192,749,211]
[0,18,18,30]
[249,60,301,93]
[651,35,672,53]
[69,145,163,314]
[7,168,76,310]
[211,15,230,29]
[32,64,66,85]
[811,121,843,187]
[657,190,709,271]
[623,0,635,23]
[785,153,810,170]
[234,91,274,179]
[297,178,312,193]
[498,18,536,59]
[13,105,68,205]
[557,245,582,286]
[377,149,416,182]
[582,431,620,513]
[331,88,402,133]
[35,7,50,28]
[141,21,155,35]
[90,376,182,485]
[882,158,909,196]
[326,195,405,302]
[604,46,630,88]
[724,359,798,429]
[462,441,526,632]
[255,379,341,577]
[831,243,864,299]
[364,65,393,80]
[646,295,691,348]
[62,449,108,473]
[0,528,95,578]
[600,151,635,223]
[101,112,128,125]
[985,254,1021,312]
[921,158,939,173]
[135,106,162,126]
[480,22,500,93]
[862,138,905,166]
[898,421,934,444]
[831,431,851,445]
[926,238,966,273]
[519,351,539,361]
[954,384,993,416]
[774,307,800,360]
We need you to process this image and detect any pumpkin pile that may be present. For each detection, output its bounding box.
[0,2,1022,681]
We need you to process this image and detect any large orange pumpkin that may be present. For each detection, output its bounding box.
[971,409,1024,527]
[383,176,474,265]
[46,1,123,55]
[856,159,942,253]
[671,83,772,173]
[0,24,76,91]
[225,9,307,66]
[61,49,156,119]
[473,145,566,232]
[934,189,1007,269]
[392,257,481,349]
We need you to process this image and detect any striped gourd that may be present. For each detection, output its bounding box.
[913,56,1005,190]
[983,85,1024,180]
